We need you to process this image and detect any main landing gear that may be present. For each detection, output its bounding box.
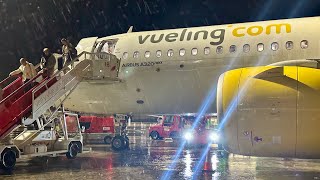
[111,115,129,151]
[111,135,129,151]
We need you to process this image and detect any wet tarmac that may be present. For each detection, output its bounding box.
[2,122,320,180]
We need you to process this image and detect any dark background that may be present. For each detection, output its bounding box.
[1,0,320,80]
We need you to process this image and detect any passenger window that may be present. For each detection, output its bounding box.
[179,49,186,56]
[301,40,308,49]
[229,45,236,53]
[133,51,139,58]
[122,52,128,59]
[257,43,264,52]
[216,46,223,54]
[167,49,174,57]
[191,48,198,55]
[286,41,293,50]
[243,44,250,53]
[204,47,210,55]
[271,42,279,51]
[156,50,162,58]
[145,51,151,58]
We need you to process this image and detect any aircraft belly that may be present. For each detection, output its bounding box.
[64,60,235,114]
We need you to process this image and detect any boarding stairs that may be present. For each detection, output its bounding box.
[0,52,121,149]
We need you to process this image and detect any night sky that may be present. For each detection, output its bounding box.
[1,0,320,80]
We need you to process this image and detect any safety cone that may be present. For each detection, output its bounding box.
[202,150,215,172]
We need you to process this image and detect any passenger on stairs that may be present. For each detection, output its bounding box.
[61,38,76,73]
[61,38,74,65]
[9,58,37,83]
[40,48,56,77]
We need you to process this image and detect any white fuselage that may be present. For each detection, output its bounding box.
[64,17,320,115]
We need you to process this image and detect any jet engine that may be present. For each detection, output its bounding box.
[217,66,320,158]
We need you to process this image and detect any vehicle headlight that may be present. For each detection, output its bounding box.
[184,131,193,141]
[209,132,219,142]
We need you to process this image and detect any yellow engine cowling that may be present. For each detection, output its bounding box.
[218,66,320,159]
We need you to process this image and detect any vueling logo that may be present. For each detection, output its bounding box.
[138,23,291,46]
[231,23,291,37]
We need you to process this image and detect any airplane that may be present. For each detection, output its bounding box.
[63,16,320,159]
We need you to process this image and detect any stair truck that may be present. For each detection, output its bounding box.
[0,72,83,171]
[0,51,122,171]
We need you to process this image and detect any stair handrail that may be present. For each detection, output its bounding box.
[0,61,42,88]
[0,76,19,88]
[31,51,89,94]
[0,73,44,105]
[31,51,113,94]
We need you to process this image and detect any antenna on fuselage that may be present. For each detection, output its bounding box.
[127,26,133,33]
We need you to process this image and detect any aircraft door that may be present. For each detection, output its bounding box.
[75,37,98,62]
[90,39,121,79]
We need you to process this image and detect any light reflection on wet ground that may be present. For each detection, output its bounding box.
[1,122,320,180]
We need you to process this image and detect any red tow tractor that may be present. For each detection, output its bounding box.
[148,114,219,145]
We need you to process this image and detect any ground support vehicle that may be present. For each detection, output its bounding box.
[148,115,183,140]
[79,115,115,144]
[0,51,120,171]
[148,114,220,145]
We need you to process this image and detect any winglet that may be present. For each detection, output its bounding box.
[127,26,133,33]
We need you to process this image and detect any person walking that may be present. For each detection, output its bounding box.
[40,48,56,77]
[9,57,37,91]
[9,58,37,83]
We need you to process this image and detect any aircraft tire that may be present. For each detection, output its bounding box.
[66,142,80,159]
[150,131,160,140]
[111,135,125,151]
[1,148,16,171]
